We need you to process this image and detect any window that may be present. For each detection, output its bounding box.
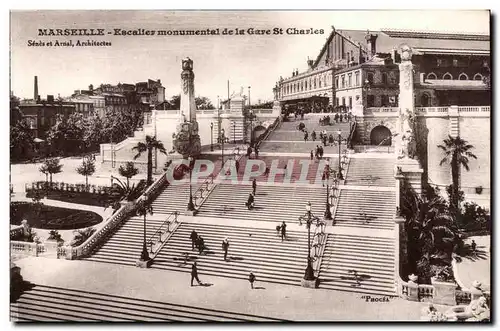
[367,72,374,84]
[349,96,352,108]
[319,77,322,88]
[314,78,317,89]
[335,77,339,88]
[305,80,308,90]
[348,74,352,87]
[355,72,360,86]
[473,73,483,81]
[342,97,345,106]
[341,75,345,88]
[443,73,453,80]
[427,72,437,80]
[421,93,430,107]
[381,95,389,107]
[453,59,458,67]
[367,95,375,107]
[458,73,468,80]
[381,73,388,85]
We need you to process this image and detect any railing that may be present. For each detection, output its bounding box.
[415,107,449,113]
[458,106,490,112]
[10,226,24,239]
[193,175,216,208]
[311,220,328,275]
[367,107,399,113]
[11,241,41,256]
[147,211,180,258]
[418,284,434,300]
[255,115,282,149]
[66,171,170,259]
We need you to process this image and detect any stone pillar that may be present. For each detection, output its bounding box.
[180,58,197,123]
[396,160,424,195]
[405,281,420,302]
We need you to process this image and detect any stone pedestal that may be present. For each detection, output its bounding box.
[405,281,419,302]
[432,279,457,306]
[44,239,60,255]
[301,278,319,288]
[135,259,152,268]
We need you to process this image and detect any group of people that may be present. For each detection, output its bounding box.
[190,230,206,254]
[301,127,336,147]
[310,145,325,161]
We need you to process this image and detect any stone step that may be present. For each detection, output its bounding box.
[11,285,280,322]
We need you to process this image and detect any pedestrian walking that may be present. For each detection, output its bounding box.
[304,131,308,142]
[222,237,230,261]
[255,147,259,159]
[310,150,314,161]
[197,236,205,254]
[281,221,287,242]
[319,146,324,158]
[249,272,256,289]
[311,131,316,141]
[276,224,281,237]
[246,193,255,210]
[471,239,477,252]
[247,146,252,159]
[191,262,202,286]
[235,160,240,174]
[252,178,257,195]
[264,166,270,177]
[190,229,198,251]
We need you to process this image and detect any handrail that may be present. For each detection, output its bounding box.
[147,211,180,257]
[193,175,215,208]
[255,115,282,149]
[347,121,357,149]
[311,220,327,276]
[66,170,170,259]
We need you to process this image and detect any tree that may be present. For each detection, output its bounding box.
[135,197,154,261]
[109,177,147,203]
[132,135,167,186]
[39,158,62,187]
[10,120,34,161]
[118,162,139,188]
[195,96,215,109]
[76,158,96,190]
[400,179,460,283]
[438,135,477,214]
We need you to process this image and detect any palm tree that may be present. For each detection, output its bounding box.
[109,177,147,203]
[438,135,477,212]
[132,135,167,186]
[400,179,459,283]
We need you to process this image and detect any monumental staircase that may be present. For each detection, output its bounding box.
[152,222,309,286]
[196,183,325,224]
[345,157,395,187]
[11,284,282,321]
[333,189,396,230]
[318,233,395,296]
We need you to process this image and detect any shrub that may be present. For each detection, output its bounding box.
[47,230,63,242]
[458,202,490,233]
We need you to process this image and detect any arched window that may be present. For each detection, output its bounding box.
[458,73,468,80]
[367,72,374,84]
[335,77,339,88]
[420,93,430,107]
[305,80,308,90]
[443,73,453,80]
[427,72,437,80]
[473,73,483,81]
[381,73,388,85]
[301,81,304,91]
[319,77,322,88]
[314,78,317,89]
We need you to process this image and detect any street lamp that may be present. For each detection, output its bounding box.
[137,195,153,262]
[187,155,195,211]
[248,86,251,111]
[221,128,228,167]
[298,202,319,281]
[248,109,256,146]
[323,162,333,220]
[210,122,214,151]
[232,120,236,144]
[336,130,347,180]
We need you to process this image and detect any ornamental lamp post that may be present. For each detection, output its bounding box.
[186,155,195,211]
[232,120,236,144]
[324,164,333,220]
[298,201,319,281]
[337,130,344,180]
[210,122,214,151]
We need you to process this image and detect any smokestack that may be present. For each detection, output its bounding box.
[34,76,38,101]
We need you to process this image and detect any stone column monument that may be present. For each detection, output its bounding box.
[395,45,423,194]
[172,58,201,158]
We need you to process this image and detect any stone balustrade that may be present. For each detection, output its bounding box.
[11,241,43,257]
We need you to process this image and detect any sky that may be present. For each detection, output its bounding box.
[10,10,490,105]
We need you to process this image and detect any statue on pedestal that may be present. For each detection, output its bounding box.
[173,58,201,158]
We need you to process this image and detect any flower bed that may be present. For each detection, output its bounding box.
[10,202,103,230]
